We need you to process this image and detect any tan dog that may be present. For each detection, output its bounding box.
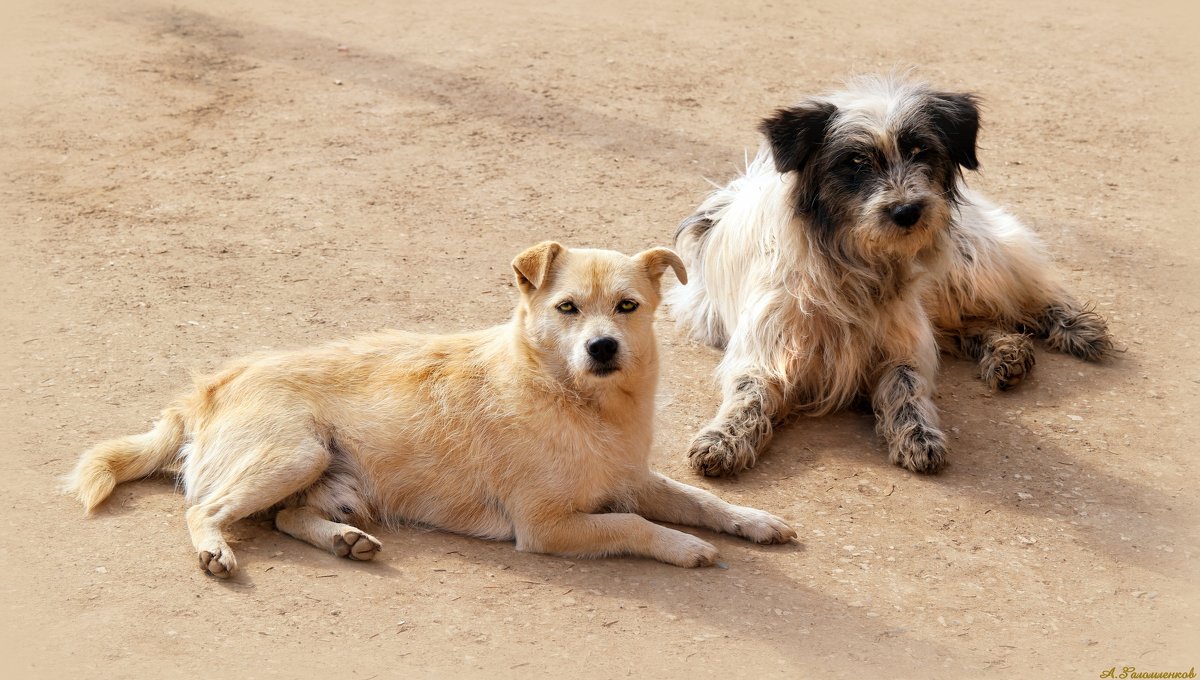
[66,242,796,577]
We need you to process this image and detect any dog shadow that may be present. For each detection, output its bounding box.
[257,518,968,671]
[108,6,737,176]
[678,347,1194,580]
[82,474,971,672]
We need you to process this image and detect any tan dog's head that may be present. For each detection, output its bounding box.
[512,242,687,389]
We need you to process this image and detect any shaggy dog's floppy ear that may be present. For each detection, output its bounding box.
[927,91,981,171]
[512,241,565,294]
[635,247,688,287]
[758,99,837,174]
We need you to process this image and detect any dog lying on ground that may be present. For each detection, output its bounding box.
[66,242,795,577]
[668,74,1113,477]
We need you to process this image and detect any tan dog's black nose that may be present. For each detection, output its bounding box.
[586,336,619,363]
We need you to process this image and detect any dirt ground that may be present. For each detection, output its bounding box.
[2,0,1198,677]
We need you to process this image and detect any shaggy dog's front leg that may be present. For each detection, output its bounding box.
[687,374,784,477]
[872,364,948,473]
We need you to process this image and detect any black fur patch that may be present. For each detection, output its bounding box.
[894,364,918,393]
[927,92,981,171]
[758,100,837,175]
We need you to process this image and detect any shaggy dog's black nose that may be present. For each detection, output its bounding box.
[586,336,619,363]
[890,203,923,228]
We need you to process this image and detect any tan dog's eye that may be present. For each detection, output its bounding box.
[556,301,578,314]
[616,300,639,314]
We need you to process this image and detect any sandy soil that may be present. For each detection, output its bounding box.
[2,0,1198,677]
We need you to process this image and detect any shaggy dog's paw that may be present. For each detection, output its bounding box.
[980,333,1036,391]
[728,506,797,544]
[889,427,948,474]
[334,528,382,561]
[687,429,756,477]
[1041,304,1114,362]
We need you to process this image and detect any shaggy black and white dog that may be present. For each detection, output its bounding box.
[667,75,1112,476]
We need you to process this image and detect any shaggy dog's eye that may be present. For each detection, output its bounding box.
[616,300,639,313]
[556,301,579,314]
[909,145,925,158]
[845,154,869,172]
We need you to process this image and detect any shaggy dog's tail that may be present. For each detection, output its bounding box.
[63,407,186,514]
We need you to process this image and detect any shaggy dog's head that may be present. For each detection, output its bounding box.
[759,75,981,265]
[511,242,687,390]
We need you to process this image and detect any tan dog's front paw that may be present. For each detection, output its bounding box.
[658,532,721,568]
[687,429,756,477]
[729,507,797,544]
[334,528,382,561]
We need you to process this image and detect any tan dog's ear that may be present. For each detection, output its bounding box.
[635,247,688,286]
[512,241,566,294]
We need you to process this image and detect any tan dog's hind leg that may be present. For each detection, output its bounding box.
[633,472,795,544]
[275,506,382,561]
[515,512,721,568]
[185,437,331,578]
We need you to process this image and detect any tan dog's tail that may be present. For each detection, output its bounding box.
[64,407,186,514]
